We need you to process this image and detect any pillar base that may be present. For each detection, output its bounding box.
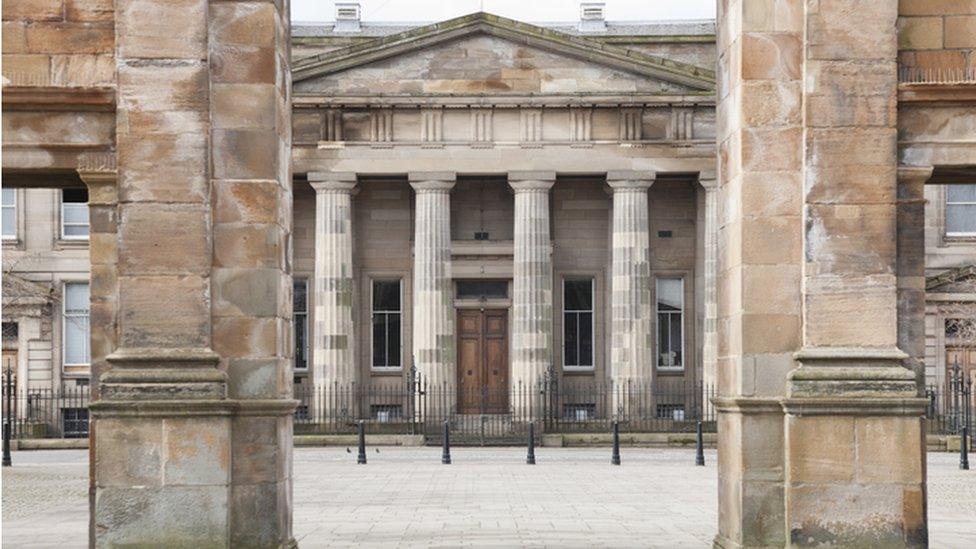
[784,347,928,548]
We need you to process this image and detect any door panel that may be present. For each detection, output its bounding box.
[456,309,509,414]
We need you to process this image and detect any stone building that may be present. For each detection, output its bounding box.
[1,0,975,546]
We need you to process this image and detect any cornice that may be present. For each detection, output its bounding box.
[898,82,976,105]
[2,86,116,112]
[292,92,715,109]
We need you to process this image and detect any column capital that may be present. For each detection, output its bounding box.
[509,171,555,193]
[607,170,655,191]
[309,171,357,193]
[408,171,456,183]
[698,169,718,190]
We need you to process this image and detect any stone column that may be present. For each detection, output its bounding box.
[897,166,933,393]
[509,171,556,406]
[608,171,654,414]
[409,173,456,393]
[699,173,719,400]
[91,0,295,546]
[309,173,357,394]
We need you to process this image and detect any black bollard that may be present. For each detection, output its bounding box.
[695,420,705,466]
[357,420,367,465]
[442,420,452,465]
[611,420,621,466]
[526,421,536,465]
[3,370,12,467]
[961,426,970,471]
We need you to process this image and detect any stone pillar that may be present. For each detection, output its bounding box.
[897,166,933,393]
[509,171,555,406]
[699,173,719,397]
[608,171,654,413]
[409,172,456,393]
[309,173,357,393]
[90,0,295,546]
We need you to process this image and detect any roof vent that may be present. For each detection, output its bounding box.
[578,2,607,32]
[334,2,361,33]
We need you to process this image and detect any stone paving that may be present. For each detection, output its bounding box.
[2,448,974,547]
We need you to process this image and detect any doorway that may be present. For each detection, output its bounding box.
[456,309,509,414]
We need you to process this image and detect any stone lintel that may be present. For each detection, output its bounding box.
[697,169,717,189]
[508,170,556,183]
[607,170,655,190]
[408,171,456,184]
[789,346,917,399]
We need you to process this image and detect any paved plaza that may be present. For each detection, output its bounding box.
[2,447,974,547]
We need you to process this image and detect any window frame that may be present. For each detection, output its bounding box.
[562,276,596,371]
[945,184,976,238]
[62,281,91,373]
[2,188,17,241]
[370,278,403,371]
[293,277,309,372]
[59,189,90,241]
[655,276,685,371]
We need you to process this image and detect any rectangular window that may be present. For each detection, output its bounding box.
[371,279,402,369]
[63,282,91,367]
[563,278,594,369]
[371,404,402,422]
[656,277,684,370]
[61,188,90,240]
[61,407,90,438]
[2,188,16,240]
[946,184,976,236]
[294,279,308,370]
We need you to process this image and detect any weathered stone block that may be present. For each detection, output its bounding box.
[1,54,50,86]
[213,180,279,224]
[230,482,283,548]
[95,417,162,487]
[212,129,279,179]
[213,317,277,359]
[117,134,209,202]
[212,83,277,129]
[117,0,207,59]
[899,0,976,16]
[212,267,281,317]
[119,203,210,275]
[214,224,283,269]
[51,53,115,86]
[787,415,855,483]
[210,1,277,47]
[807,0,898,60]
[65,0,113,22]
[117,62,208,112]
[2,0,63,22]
[2,22,28,53]
[211,43,276,84]
[741,31,801,80]
[787,484,922,548]
[897,17,944,50]
[231,416,279,483]
[25,22,114,54]
[95,485,229,548]
[227,358,281,399]
[163,417,231,486]
[945,15,976,48]
[740,80,801,127]
[855,417,923,484]
[118,275,210,349]
[741,127,802,172]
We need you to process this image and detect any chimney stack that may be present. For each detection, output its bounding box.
[334,2,361,33]
[578,2,607,32]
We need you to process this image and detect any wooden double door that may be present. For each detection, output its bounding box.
[457,309,509,414]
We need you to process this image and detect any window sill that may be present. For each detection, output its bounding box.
[943,234,976,244]
[55,238,90,251]
[563,367,596,375]
[655,368,685,376]
[370,368,404,376]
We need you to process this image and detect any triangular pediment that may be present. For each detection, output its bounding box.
[292,12,715,95]
[927,264,976,292]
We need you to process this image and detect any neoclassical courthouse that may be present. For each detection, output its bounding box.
[2,0,976,547]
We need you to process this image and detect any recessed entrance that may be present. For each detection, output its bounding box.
[457,309,509,414]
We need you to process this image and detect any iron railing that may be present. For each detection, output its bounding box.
[925,362,974,450]
[1,380,91,439]
[294,370,717,444]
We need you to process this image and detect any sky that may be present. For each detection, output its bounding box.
[291,0,716,23]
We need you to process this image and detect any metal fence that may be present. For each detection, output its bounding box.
[924,364,974,451]
[294,372,717,444]
[1,379,91,439]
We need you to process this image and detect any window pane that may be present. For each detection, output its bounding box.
[386,313,401,367]
[64,283,90,313]
[564,312,578,366]
[63,224,90,237]
[946,204,976,234]
[579,312,593,366]
[947,184,976,203]
[293,280,307,313]
[63,203,89,225]
[373,281,400,311]
[1,188,14,207]
[372,314,387,366]
[294,312,307,369]
[670,314,683,366]
[62,188,88,203]
[64,314,89,364]
[564,279,592,311]
[658,313,670,366]
[657,278,682,312]
[2,207,14,237]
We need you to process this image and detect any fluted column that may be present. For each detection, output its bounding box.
[700,174,719,395]
[609,171,655,414]
[409,173,456,393]
[310,173,357,392]
[509,171,556,403]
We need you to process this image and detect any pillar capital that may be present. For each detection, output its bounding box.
[698,169,718,190]
[607,170,655,191]
[409,171,455,185]
[896,165,933,185]
[309,172,357,193]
